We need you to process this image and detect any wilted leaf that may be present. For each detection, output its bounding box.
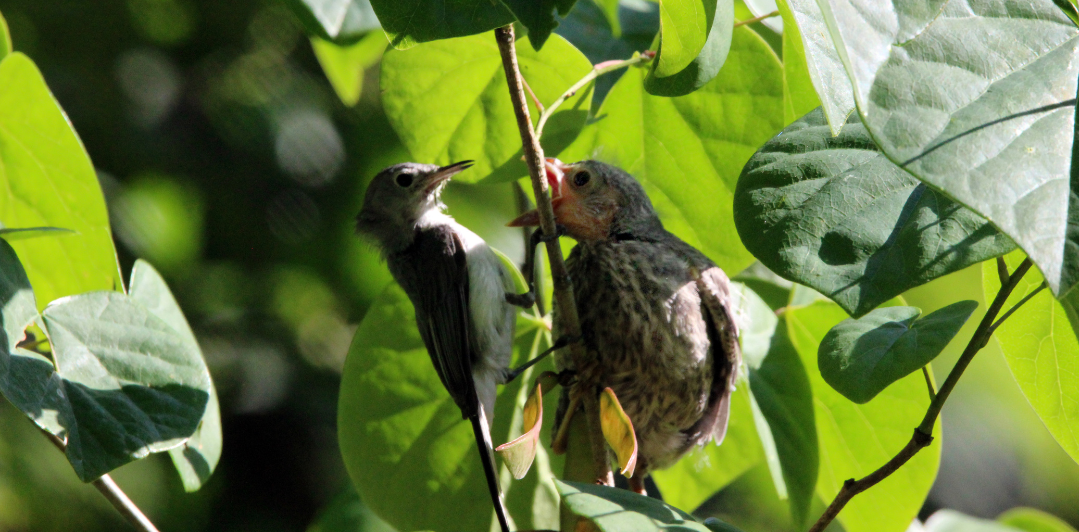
[496,382,544,479]
[735,108,1015,316]
[818,302,977,404]
[0,53,122,309]
[599,386,638,477]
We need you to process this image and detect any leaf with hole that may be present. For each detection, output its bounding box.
[816,0,1079,297]
[0,53,122,309]
[819,301,977,404]
[735,108,1015,317]
[380,32,592,184]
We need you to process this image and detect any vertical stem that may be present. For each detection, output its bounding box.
[493,25,613,487]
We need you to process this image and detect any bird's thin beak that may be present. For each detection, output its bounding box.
[507,158,572,227]
[423,160,474,193]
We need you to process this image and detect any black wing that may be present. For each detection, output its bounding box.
[390,227,477,416]
[689,265,741,444]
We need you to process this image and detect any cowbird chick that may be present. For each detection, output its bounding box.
[510,160,741,493]
[356,161,525,532]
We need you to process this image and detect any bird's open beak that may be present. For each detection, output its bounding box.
[423,160,474,194]
[507,158,572,227]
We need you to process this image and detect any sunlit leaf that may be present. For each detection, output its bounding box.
[128,260,220,492]
[654,0,716,77]
[496,382,544,479]
[369,0,514,50]
[599,386,638,477]
[0,11,9,59]
[312,32,387,106]
[775,0,820,125]
[997,507,1079,532]
[780,0,854,133]
[735,108,1015,316]
[381,32,592,184]
[0,53,122,309]
[562,26,783,274]
[984,251,1079,466]
[556,480,744,532]
[787,299,941,532]
[816,0,1079,296]
[925,510,1023,532]
[0,227,75,241]
[643,0,732,97]
[819,302,977,404]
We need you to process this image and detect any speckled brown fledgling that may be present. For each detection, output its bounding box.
[510,160,741,492]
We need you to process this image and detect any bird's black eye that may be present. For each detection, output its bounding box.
[395,172,414,187]
[573,170,591,187]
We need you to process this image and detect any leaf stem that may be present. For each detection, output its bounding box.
[494,25,614,487]
[921,366,936,402]
[734,10,780,28]
[808,257,1033,532]
[40,427,160,532]
[534,51,655,140]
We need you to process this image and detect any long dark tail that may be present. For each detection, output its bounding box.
[469,409,511,532]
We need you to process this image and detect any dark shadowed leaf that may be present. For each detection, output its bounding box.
[819,302,977,404]
[380,32,592,184]
[816,0,1079,297]
[0,239,54,428]
[285,0,381,44]
[556,480,744,532]
[129,260,221,492]
[735,108,1016,316]
[502,0,577,50]
[306,486,396,532]
[984,251,1079,466]
[312,32,387,106]
[368,0,514,49]
[643,0,732,97]
[0,53,122,309]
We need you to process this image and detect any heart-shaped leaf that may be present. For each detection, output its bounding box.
[984,251,1079,466]
[735,108,1016,317]
[556,480,745,532]
[380,32,592,184]
[562,26,784,274]
[129,260,221,492]
[787,298,941,532]
[643,0,733,97]
[0,53,122,309]
[599,386,638,477]
[816,0,1079,297]
[496,381,544,479]
[285,0,380,44]
[368,0,514,50]
[819,302,977,404]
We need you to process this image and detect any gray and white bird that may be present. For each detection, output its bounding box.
[510,159,742,494]
[355,160,530,532]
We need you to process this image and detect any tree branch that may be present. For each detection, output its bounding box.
[41,428,160,532]
[808,258,1034,532]
[494,25,614,487]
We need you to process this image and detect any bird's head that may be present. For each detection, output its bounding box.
[508,159,662,242]
[355,160,473,251]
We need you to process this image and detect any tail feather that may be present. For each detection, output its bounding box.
[471,406,511,532]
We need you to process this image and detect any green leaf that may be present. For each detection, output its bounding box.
[776,0,820,125]
[338,284,557,532]
[997,508,1079,532]
[502,0,577,50]
[42,290,212,481]
[817,0,1079,297]
[0,11,10,59]
[128,260,221,492]
[654,0,716,78]
[787,299,941,532]
[819,302,977,404]
[593,0,622,36]
[0,227,75,241]
[0,239,53,424]
[562,26,783,274]
[380,32,592,184]
[650,386,763,512]
[780,0,854,134]
[307,486,397,532]
[312,32,387,106]
[925,510,1023,532]
[369,0,514,50]
[735,108,1016,317]
[643,0,733,97]
[0,53,122,309]
[983,251,1079,466]
[285,0,381,44]
[556,480,744,532]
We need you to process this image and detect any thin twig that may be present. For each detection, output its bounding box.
[494,25,614,487]
[921,366,936,402]
[40,427,160,532]
[734,10,780,28]
[808,258,1034,532]
[534,52,655,140]
[988,281,1046,334]
[522,77,546,115]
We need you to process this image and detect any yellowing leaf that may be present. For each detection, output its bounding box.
[600,387,638,477]
[496,382,545,479]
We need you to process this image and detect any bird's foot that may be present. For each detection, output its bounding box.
[503,335,580,383]
[504,290,535,308]
[530,225,568,247]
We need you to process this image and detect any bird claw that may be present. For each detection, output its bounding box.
[505,290,535,308]
[531,225,568,246]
